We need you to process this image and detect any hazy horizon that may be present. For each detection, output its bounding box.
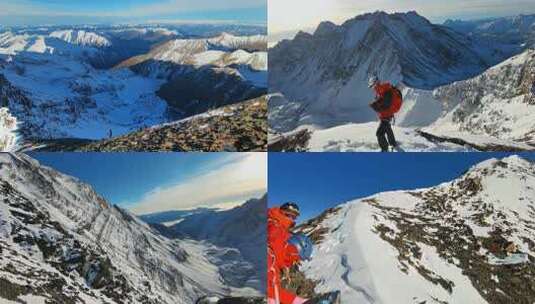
[0,0,267,27]
[269,0,535,41]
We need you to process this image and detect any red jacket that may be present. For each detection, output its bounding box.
[373,82,402,120]
[268,207,301,304]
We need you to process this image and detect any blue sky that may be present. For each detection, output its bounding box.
[0,0,266,26]
[268,152,535,221]
[30,152,267,214]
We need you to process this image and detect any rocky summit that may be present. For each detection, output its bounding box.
[36,96,267,152]
[289,156,535,303]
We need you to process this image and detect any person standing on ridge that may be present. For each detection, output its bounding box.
[268,202,307,304]
[368,75,403,152]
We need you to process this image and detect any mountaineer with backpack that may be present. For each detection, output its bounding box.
[267,202,340,304]
[268,202,308,304]
[368,76,403,152]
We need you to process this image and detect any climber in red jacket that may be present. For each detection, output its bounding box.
[268,202,307,304]
[368,76,403,152]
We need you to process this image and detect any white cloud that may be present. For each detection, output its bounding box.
[129,153,267,215]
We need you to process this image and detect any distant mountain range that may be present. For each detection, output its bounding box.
[0,24,267,151]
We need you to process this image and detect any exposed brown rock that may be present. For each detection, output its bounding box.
[74,96,267,152]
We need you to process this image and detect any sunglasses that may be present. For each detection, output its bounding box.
[283,211,299,220]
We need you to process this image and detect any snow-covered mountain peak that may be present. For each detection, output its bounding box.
[209,32,267,49]
[49,30,111,47]
[313,21,339,36]
[342,10,431,31]
[216,32,235,39]
[293,156,535,303]
[469,154,532,172]
[269,10,500,132]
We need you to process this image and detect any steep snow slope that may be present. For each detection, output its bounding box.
[296,156,535,303]
[0,153,260,303]
[268,11,507,131]
[423,49,535,147]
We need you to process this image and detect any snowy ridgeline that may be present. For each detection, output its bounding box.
[0,107,18,151]
[268,11,535,151]
[0,27,267,142]
[295,155,535,304]
[0,153,262,303]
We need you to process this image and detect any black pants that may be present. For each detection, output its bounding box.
[376,119,397,152]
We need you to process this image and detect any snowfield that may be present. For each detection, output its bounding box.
[2,50,168,139]
[297,155,535,303]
